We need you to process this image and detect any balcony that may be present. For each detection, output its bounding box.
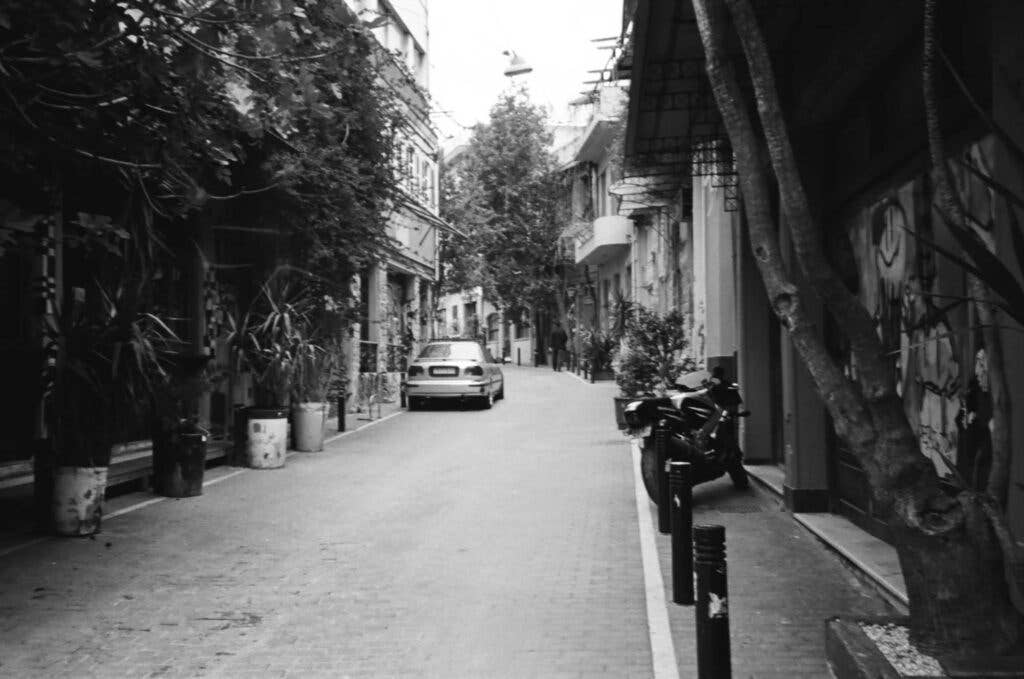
[575,215,632,266]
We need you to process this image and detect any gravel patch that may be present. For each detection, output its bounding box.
[860,622,946,677]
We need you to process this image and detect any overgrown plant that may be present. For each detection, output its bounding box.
[613,308,694,397]
[580,328,617,375]
[47,287,178,467]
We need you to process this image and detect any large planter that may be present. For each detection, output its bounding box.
[826,616,1024,678]
[246,407,288,469]
[153,423,208,498]
[291,402,328,452]
[52,466,107,536]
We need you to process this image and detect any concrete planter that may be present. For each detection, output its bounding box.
[52,466,107,536]
[826,616,1024,678]
[246,408,288,469]
[291,402,328,452]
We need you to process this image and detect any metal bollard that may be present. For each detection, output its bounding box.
[694,524,731,679]
[656,423,671,534]
[400,371,407,408]
[669,461,694,605]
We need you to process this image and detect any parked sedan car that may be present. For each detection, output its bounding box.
[403,339,504,410]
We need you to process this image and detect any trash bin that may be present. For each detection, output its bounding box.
[153,418,208,498]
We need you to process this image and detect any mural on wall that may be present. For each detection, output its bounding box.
[846,138,998,486]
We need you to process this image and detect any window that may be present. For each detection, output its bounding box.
[414,46,426,86]
[406,147,415,191]
[376,1,391,48]
[418,342,482,361]
[421,160,431,202]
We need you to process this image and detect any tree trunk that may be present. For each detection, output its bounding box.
[692,0,1024,654]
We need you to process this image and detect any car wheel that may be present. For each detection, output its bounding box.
[481,391,494,409]
[496,382,505,400]
[407,397,421,411]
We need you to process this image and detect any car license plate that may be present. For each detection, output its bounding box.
[432,366,457,376]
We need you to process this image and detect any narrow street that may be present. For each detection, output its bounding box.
[0,367,892,678]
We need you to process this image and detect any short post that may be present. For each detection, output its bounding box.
[669,461,694,605]
[337,393,347,432]
[399,371,407,408]
[694,524,731,679]
[656,424,671,535]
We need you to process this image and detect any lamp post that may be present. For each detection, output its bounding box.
[502,50,533,78]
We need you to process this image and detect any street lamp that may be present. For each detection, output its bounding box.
[502,50,533,77]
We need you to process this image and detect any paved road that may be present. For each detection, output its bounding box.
[0,368,649,678]
[0,366,892,678]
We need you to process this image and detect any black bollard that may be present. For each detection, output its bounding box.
[669,461,694,605]
[694,524,731,679]
[337,394,346,432]
[656,423,671,534]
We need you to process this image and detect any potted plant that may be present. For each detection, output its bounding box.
[581,328,617,381]
[290,338,338,452]
[239,283,310,469]
[46,290,175,535]
[612,342,654,430]
[612,308,695,429]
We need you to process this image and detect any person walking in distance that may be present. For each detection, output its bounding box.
[550,321,568,371]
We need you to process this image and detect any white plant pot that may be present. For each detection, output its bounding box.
[52,466,107,536]
[246,408,288,469]
[291,402,328,452]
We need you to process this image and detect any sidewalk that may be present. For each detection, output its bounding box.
[566,370,898,677]
[0,400,407,558]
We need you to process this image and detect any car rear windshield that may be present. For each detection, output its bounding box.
[418,342,482,360]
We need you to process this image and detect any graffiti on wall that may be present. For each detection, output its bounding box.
[846,138,998,484]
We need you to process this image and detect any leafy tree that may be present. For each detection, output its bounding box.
[0,0,403,293]
[440,89,563,312]
[690,0,1023,655]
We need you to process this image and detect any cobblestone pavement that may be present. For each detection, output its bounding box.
[657,471,895,678]
[0,368,649,678]
[0,367,894,678]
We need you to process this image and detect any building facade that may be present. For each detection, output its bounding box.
[622,0,1024,539]
[343,0,452,405]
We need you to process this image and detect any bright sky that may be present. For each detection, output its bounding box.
[427,0,624,148]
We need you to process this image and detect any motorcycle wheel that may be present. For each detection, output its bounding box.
[640,440,659,505]
[728,459,750,489]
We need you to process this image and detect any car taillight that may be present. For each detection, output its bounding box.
[464,365,484,376]
[407,366,424,377]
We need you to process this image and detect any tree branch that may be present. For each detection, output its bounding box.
[923,0,1012,507]
[722,0,896,409]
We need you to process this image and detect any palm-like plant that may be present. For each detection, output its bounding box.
[47,286,179,467]
[291,339,339,404]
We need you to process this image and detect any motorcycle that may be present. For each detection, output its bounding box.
[623,370,751,505]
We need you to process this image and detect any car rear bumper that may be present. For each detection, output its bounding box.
[404,379,491,399]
